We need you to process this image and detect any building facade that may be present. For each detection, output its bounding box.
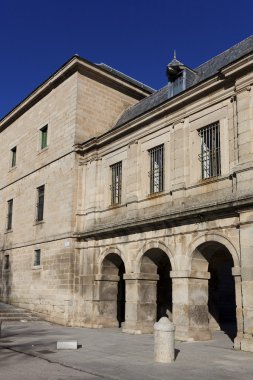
[1,36,253,353]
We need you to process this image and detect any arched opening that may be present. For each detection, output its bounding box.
[140,248,172,321]
[101,253,125,327]
[192,241,237,341]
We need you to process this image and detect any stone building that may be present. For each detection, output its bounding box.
[1,36,253,353]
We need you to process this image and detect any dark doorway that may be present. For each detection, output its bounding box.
[117,262,125,327]
[141,248,172,321]
[157,261,172,320]
[192,242,237,342]
[208,250,237,341]
[101,253,125,328]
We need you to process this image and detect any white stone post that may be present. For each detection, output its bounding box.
[154,317,175,363]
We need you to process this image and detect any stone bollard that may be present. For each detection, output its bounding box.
[154,317,175,363]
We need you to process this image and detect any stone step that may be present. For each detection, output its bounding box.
[0,302,42,322]
[0,316,39,322]
[0,309,32,313]
[0,313,32,317]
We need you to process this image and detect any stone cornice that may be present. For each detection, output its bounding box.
[74,195,253,240]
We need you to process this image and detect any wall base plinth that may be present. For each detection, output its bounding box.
[175,326,212,341]
[122,321,154,334]
[235,336,253,352]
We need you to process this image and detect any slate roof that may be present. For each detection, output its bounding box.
[113,35,253,129]
[96,63,155,94]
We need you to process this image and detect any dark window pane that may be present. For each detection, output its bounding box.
[7,199,13,230]
[37,185,45,221]
[11,146,16,167]
[4,255,9,270]
[41,125,48,149]
[34,250,41,266]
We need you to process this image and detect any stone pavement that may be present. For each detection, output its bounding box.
[0,321,253,380]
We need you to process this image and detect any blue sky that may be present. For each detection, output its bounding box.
[1,0,253,119]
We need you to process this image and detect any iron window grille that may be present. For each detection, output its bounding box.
[110,162,122,205]
[11,146,17,167]
[198,122,221,179]
[34,249,41,266]
[149,145,164,194]
[7,199,13,230]
[4,255,10,270]
[36,185,45,221]
[40,125,48,149]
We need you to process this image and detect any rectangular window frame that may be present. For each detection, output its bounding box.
[40,125,48,150]
[110,161,122,205]
[148,144,164,194]
[7,199,13,231]
[11,146,17,168]
[4,255,10,270]
[198,122,221,179]
[34,249,41,266]
[36,185,45,222]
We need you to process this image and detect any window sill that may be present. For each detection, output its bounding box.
[109,203,123,209]
[3,269,10,273]
[199,175,222,184]
[4,229,13,234]
[34,220,45,226]
[147,191,164,199]
[32,265,42,270]
[8,165,17,173]
[37,146,49,155]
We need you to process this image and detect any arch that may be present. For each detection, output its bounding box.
[99,249,126,328]
[136,240,175,272]
[189,233,238,342]
[138,242,173,323]
[98,246,128,273]
[188,233,240,270]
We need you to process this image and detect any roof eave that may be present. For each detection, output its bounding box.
[0,56,152,132]
[77,52,253,154]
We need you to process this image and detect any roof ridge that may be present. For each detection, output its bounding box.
[112,35,253,130]
[194,35,253,71]
[97,63,155,93]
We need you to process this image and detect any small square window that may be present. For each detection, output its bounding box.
[4,255,10,270]
[40,125,48,149]
[11,146,17,167]
[34,250,41,266]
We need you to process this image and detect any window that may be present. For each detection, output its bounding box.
[149,145,164,194]
[34,249,41,266]
[36,185,45,221]
[198,122,221,179]
[111,162,122,205]
[40,125,48,149]
[4,255,9,270]
[11,146,17,167]
[7,199,13,230]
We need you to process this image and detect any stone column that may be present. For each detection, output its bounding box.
[171,270,211,341]
[233,266,244,350]
[122,273,159,334]
[93,274,120,328]
[237,215,253,352]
